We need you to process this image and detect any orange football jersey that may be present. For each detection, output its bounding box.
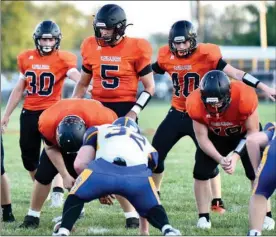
[39,98,118,145]
[17,49,77,110]
[186,81,258,137]
[156,43,222,111]
[81,36,152,102]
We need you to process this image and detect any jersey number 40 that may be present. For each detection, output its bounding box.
[172,72,200,97]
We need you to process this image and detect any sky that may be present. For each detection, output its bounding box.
[33,1,266,38]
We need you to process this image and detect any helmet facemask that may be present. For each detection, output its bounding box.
[202,94,231,118]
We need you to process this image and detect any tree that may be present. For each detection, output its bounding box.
[1,1,36,71]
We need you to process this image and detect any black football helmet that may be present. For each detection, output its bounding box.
[200,70,231,117]
[33,20,62,55]
[93,4,131,47]
[56,115,87,154]
[169,20,197,58]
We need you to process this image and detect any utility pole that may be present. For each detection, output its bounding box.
[259,1,267,49]
[196,0,205,42]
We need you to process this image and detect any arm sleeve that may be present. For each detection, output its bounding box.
[152,61,166,74]
[83,126,98,149]
[135,39,153,75]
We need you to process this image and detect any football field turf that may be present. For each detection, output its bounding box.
[1,101,275,236]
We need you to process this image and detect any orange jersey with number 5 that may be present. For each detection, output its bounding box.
[156,43,222,111]
[186,81,258,136]
[39,99,118,145]
[81,36,152,102]
[17,50,77,111]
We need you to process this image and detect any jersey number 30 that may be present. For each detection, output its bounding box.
[25,71,55,96]
[172,72,200,97]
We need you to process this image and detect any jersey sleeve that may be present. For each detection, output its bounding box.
[134,39,153,76]
[80,37,93,74]
[38,110,57,145]
[207,44,222,69]
[186,89,206,124]
[64,52,78,70]
[83,126,98,149]
[239,85,258,118]
[17,52,26,75]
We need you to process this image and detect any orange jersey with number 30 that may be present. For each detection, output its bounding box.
[156,43,222,111]
[186,81,258,136]
[39,99,118,145]
[81,36,152,102]
[17,50,77,111]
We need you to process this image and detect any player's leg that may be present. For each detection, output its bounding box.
[50,174,64,208]
[19,109,43,180]
[1,138,15,222]
[248,141,276,235]
[20,149,58,228]
[241,143,275,231]
[187,115,225,214]
[125,175,181,236]
[152,108,183,194]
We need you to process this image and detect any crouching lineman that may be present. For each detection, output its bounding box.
[186,70,272,230]
[247,122,276,236]
[20,98,117,228]
[53,117,181,236]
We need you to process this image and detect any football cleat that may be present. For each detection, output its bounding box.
[262,216,275,230]
[197,217,211,229]
[211,199,226,214]
[50,192,64,208]
[247,229,261,236]
[163,228,181,236]
[53,224,70,236]
[125,217,139,229]
[19,215,40,229]
[2,212,15,222]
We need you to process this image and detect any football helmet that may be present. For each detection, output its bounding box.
[169,20,197,58]
[56,115,87,154]
[33,20,62,55]
[112,117,140,134]
[200,70,231,117]
[93,4,131,47]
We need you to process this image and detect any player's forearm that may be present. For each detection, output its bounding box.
[45,146,70,178]
[3,88,24,118]
[197,137,223,163]
[144,84,155,96]
[72,81,88,98]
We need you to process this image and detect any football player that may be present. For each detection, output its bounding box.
[1,138,15,222]
[1,20,81,207]
[186,70,272,229]
[151,20,276,217]
[53,117,181,236]
[19,98,117,229]
[72,4,155,228]
[247,122,276,235]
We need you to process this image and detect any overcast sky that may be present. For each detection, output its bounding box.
[33,1,267,38]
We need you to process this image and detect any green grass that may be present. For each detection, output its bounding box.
[1,101,276,236]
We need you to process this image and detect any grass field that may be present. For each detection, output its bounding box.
[1,101,276,236]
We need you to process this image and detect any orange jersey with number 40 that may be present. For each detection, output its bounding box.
[156,43,222,111]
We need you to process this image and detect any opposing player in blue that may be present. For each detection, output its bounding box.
[247,122,276,236]
[53,117,181,236]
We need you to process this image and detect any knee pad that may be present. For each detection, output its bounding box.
[193,167,219,181]
[35,170,54,185]
[154,159,165,174]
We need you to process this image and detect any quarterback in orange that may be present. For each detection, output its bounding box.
[20,98,117,229]
[72,4,155,229]
[1,20,81,208]
[186,70,262,229]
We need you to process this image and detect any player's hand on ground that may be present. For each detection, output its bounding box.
[125,110,137,120]
[63,175,75,190]
[1,116,9,133]
[99,194,116,205]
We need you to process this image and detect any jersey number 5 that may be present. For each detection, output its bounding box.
[101,65,120,89]
[172,72,200,97]
[25,71,55,96]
